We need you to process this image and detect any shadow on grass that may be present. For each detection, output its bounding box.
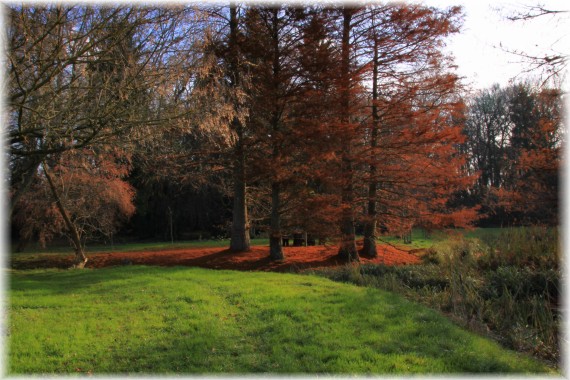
[8,266,188,296]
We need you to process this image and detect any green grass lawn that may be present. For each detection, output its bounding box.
[380,227,516,251]
[7,266,554,375]
[379,229,448,250]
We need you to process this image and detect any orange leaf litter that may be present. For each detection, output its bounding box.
[13,242,420,271]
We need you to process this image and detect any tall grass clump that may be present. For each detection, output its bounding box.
[308,227,560,365]
[477,226,559,270]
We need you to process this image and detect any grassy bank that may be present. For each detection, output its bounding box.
[7,266,553,375]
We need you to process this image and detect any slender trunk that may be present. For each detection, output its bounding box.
[362,188,377,257]
[268,8,284,261]
[228,3,250,252]
[338,157,358,261]
[269,181,284,260]
[230,129,251,252]
[42,162,88,268]
[337,8,359,262]
[402,228,412,244]
[168,206,174,244]
[362,37,380,258]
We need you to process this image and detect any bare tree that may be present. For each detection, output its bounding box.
[495,3,568,85]
[7,5,200,215]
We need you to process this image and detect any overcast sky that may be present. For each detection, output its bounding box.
[424,0,569,91]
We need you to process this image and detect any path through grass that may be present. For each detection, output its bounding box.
[7,266,553,375]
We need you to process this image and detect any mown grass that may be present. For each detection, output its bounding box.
[7,266,554,375]
[379,229,444,250]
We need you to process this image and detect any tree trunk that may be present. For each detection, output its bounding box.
[228,3,250,252]
[269,181,284,260]
[337,8,359,262]
[268,8,284,261]
[42,162,88,268]
[361,197,377,258]
[403,228,412,244]
[338,199,359,262]
[362,222,377,257]
[229,131,251,252]
[168,206,174,244]
[362,36,380,259]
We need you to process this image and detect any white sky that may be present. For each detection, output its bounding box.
[424,0,569,91]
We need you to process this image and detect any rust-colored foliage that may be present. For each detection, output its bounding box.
[351,5,475,254]
[241,5,477,259]
[13,148,135,249]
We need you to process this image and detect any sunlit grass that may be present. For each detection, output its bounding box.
[8,266,553,374]
[379,227,519,251]
[379,229,447,250]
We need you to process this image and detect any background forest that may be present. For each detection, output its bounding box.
[8,4,562,262]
